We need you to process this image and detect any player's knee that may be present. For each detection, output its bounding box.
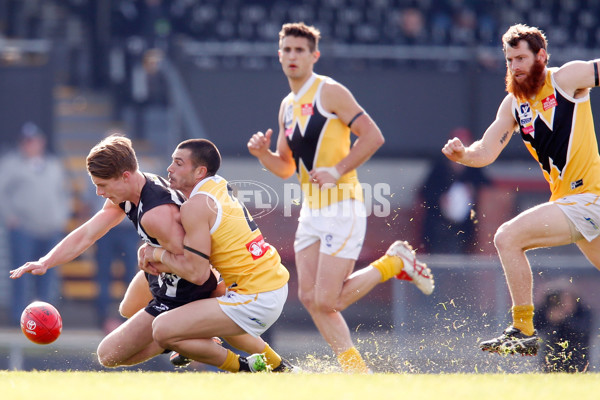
[118,301,134,319]
[312,295,339,314]
[151,316,172,349]
[494,222,519,252]
[96,344,119,368]
[297,287,315,311]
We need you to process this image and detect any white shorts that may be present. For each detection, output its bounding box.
[554,193,600,242]
[294,199,366,260]
[217,284,288,337]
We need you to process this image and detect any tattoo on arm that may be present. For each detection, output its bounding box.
[594,62,599,87]
[499,131,509,144]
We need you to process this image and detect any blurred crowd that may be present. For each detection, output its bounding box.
[0,1,599,82]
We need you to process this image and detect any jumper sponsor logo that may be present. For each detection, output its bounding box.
[246,235,269,260]
[522,125,534,135]
[301,103,314,116]
[571,179,583,190]
[542,94,558,111]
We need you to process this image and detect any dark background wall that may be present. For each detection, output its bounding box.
[179,63,600,160]
[0,62,54,153]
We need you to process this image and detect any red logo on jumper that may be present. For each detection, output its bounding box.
[246,234,269,260]
[301,103,314,116]
[542,94,557,111]
[522,125,534,135]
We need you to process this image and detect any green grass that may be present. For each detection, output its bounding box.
[2,371,600,400]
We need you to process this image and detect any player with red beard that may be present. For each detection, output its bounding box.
[442,24,600,356]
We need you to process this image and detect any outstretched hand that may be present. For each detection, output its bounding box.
[10,261,48,279]
[247,129,273,158]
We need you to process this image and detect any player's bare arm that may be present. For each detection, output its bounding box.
[9,201,125,278]
[136,203,185,276]
[311,81,384,185]
[554,59,600,98]
[247,100,296,179]
[144,195,214,286]
[443,94,517,168]
[139,203,185,255]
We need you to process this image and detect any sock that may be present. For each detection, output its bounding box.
[218,349,241,372]
[512,304,535,336]
[262,343,282,369]
[337,347,369,373]
[371,254,403,282]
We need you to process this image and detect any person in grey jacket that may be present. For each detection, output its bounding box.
[0,122,71,325]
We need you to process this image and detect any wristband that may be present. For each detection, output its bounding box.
[317,166,341,181]
[153,247,166,263]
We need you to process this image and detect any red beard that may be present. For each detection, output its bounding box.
[505,58,546,101]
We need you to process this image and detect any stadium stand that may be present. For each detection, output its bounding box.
[1,0,600,372]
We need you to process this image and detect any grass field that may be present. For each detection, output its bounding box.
[2,371,600,400]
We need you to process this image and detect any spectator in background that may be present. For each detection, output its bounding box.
[130,48,169,139]
[421,127,490,254]
[0,122,71,325]
[534,284,592,373]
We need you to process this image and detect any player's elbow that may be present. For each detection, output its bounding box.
[279,168,296,180]
[186,267,212,287]
[374,133,385,148]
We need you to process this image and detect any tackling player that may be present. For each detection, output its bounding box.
[10,135,290,372]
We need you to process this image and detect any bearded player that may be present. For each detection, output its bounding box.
[442,24,600,356]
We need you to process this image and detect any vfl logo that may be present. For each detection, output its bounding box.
[248,317,267,328]
[519,103,535,135]
[571,179,583,190]
[584,217,599,231]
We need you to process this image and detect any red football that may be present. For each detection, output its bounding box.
[20,301,63,345]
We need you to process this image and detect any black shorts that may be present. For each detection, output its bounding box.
[144,299,178,317]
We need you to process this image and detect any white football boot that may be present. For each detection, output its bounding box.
[388,240,434,295]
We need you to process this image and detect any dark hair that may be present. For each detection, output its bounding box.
[279,22,321,52]
[177,138,221,176]
[502,24,549,64]
[87,134,138,179]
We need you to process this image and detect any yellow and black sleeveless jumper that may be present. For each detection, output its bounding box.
[283,73,363,209]
[512,68,600,201]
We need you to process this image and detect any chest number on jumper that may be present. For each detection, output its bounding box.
[227,184,259,232]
